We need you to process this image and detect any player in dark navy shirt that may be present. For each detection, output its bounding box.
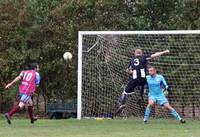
[115,48,170,115]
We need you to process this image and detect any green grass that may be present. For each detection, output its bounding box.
[0,118,200,137]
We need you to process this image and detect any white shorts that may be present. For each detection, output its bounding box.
[20,94,33,105]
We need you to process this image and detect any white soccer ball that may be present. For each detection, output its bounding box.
[63,52,72,60]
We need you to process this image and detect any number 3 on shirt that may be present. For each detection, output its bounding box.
[23,72,33,81]
[134,58,140,66]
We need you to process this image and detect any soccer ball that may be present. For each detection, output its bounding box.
[63,52,72,60]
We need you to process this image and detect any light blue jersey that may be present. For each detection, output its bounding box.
[144,74,183,122]
[146,74,169,106]
[146,74,168,96]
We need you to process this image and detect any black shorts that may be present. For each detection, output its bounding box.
[124,78,146,93]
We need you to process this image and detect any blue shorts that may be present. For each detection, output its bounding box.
[149,94,168,106]
[20,94,31,103]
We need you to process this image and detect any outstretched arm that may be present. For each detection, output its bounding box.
[5,76,21,89]
[147,50,170,60]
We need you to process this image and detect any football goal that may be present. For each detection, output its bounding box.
[77,30,200,120]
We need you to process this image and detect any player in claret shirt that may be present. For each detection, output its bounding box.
[5,62,40,124]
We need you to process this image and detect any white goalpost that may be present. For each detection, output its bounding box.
[77,30,200,120]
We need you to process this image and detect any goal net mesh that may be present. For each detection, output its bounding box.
[80,33,200,118]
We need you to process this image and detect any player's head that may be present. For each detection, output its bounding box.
[28,62,40,71]
[148,66,157,76]
[134,48,143,57]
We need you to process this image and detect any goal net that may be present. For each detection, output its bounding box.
[78,31,200,120]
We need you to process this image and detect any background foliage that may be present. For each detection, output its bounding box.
[0,0,200,113]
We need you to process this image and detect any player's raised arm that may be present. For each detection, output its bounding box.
[147,50,170,60]
[5,76,21,89]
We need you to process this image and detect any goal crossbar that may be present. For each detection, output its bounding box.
[79,30,200,35]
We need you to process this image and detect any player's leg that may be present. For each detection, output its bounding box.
[115,79,137,115]
[115,92,128,115]
[5,95,28,124]
[137,78,147,114]
[27,98,37,124]
[139,78,146,100]
[163,103,185,123]
[139,85,145,100]
[143,98,155,123]
[157,95,185,124]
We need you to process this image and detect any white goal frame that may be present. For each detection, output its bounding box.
[77,30,200,120]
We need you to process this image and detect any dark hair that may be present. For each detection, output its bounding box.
[29,63,38,70]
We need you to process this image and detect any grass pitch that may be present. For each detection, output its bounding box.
[0,118,200,137]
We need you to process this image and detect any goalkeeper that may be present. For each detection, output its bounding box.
[144,66,185,123]
[115,48,169,115]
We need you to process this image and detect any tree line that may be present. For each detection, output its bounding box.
[0,0,199,112]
